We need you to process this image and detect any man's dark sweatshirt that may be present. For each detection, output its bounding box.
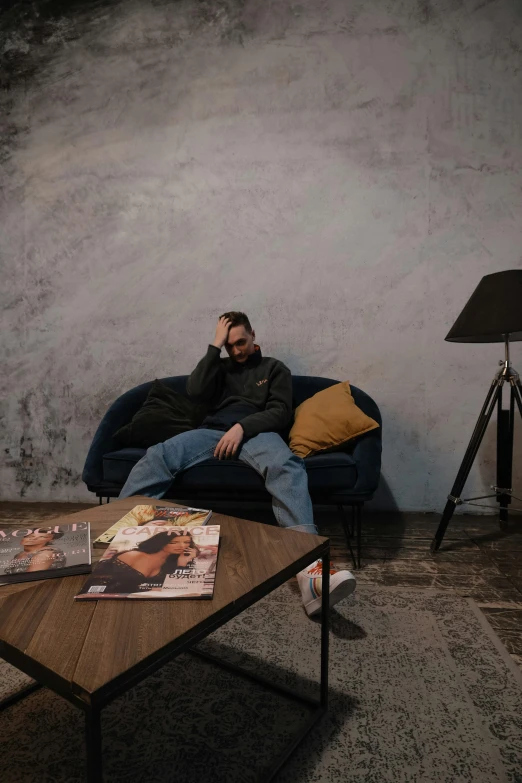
[186,345,292,439]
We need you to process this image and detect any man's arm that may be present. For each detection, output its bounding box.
[186,317,231,402]
[186,346,223,403]
[239,363,293,438]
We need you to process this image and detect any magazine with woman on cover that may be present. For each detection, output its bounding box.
[92,505,212,547]
[0,523,91,584]
[76,523,220,600]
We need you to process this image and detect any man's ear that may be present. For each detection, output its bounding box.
[251,330,256,342]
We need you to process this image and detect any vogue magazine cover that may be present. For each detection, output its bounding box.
[0,523,91,584]
[92,505,212,547]
[76,523,220,600]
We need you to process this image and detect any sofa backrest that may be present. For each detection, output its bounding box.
[114,375,381,425]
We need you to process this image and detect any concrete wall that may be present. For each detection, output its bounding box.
[2,0,522,507]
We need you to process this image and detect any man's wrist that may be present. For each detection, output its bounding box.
[211,342,223,351]
[239,421,252,438]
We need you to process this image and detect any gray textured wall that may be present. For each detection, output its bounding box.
[2,0,522,507]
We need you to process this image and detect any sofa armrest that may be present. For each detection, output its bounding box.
[82,382,152,487]
[351,428,382,495]
[344,384,382,496]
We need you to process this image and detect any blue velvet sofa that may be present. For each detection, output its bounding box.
[82,375,382,567]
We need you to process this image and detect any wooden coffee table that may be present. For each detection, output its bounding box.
[0,497,330,782]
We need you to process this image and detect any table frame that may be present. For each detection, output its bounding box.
[1,545,330,783]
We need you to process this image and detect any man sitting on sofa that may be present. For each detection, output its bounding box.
[120,311,356,616]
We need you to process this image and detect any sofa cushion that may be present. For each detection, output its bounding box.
[173,459,267,492]
[103,448,146,485]
[174,453,357,493]
[102,448,357,494]
[113,380,208,449]
[304,452,357,492]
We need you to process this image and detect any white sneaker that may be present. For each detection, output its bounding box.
[297,560,356,617]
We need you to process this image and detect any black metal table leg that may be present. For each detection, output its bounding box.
[320,550,330,709]
[85,707,103,783]
[188,548,330,782]
[355,505,362,570]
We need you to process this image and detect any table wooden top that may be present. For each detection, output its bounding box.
[0,497,327,706]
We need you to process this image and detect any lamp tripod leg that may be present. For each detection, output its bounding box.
[497,384,515,530]
[512,377,522,419]
[431,380,501,553]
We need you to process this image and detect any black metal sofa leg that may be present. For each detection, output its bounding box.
[337,504,361,570]
[354,503,362,570]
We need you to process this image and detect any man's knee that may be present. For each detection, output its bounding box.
[244,432,287,454]
[149,429,203,454]
[142,433,189,467]
[147,429,220,466]
[243,432,303,470]
[158,430,193,449]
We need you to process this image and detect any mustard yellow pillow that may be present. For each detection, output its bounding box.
[289,382,379,458]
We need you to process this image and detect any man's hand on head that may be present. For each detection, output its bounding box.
[212,316,232,350]
[214,423,244,460]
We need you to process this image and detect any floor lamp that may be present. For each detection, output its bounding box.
[431,270,522,553]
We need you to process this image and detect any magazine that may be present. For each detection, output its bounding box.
[92,505,212,547]
[76,523,220,600]
[0,522,91,584]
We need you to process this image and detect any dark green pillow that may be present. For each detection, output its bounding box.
[114,380,208,448]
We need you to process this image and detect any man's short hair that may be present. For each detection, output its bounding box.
[220,311,253,333]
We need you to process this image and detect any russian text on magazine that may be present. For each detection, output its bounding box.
[76,523,220,600]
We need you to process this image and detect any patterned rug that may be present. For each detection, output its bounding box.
[1,585,521,783]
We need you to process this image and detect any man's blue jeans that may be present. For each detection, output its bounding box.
[119,430,318,535]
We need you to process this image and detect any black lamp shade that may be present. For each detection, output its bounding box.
[446,270,522,343]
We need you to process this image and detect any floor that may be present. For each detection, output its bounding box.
[1,501,521,669]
